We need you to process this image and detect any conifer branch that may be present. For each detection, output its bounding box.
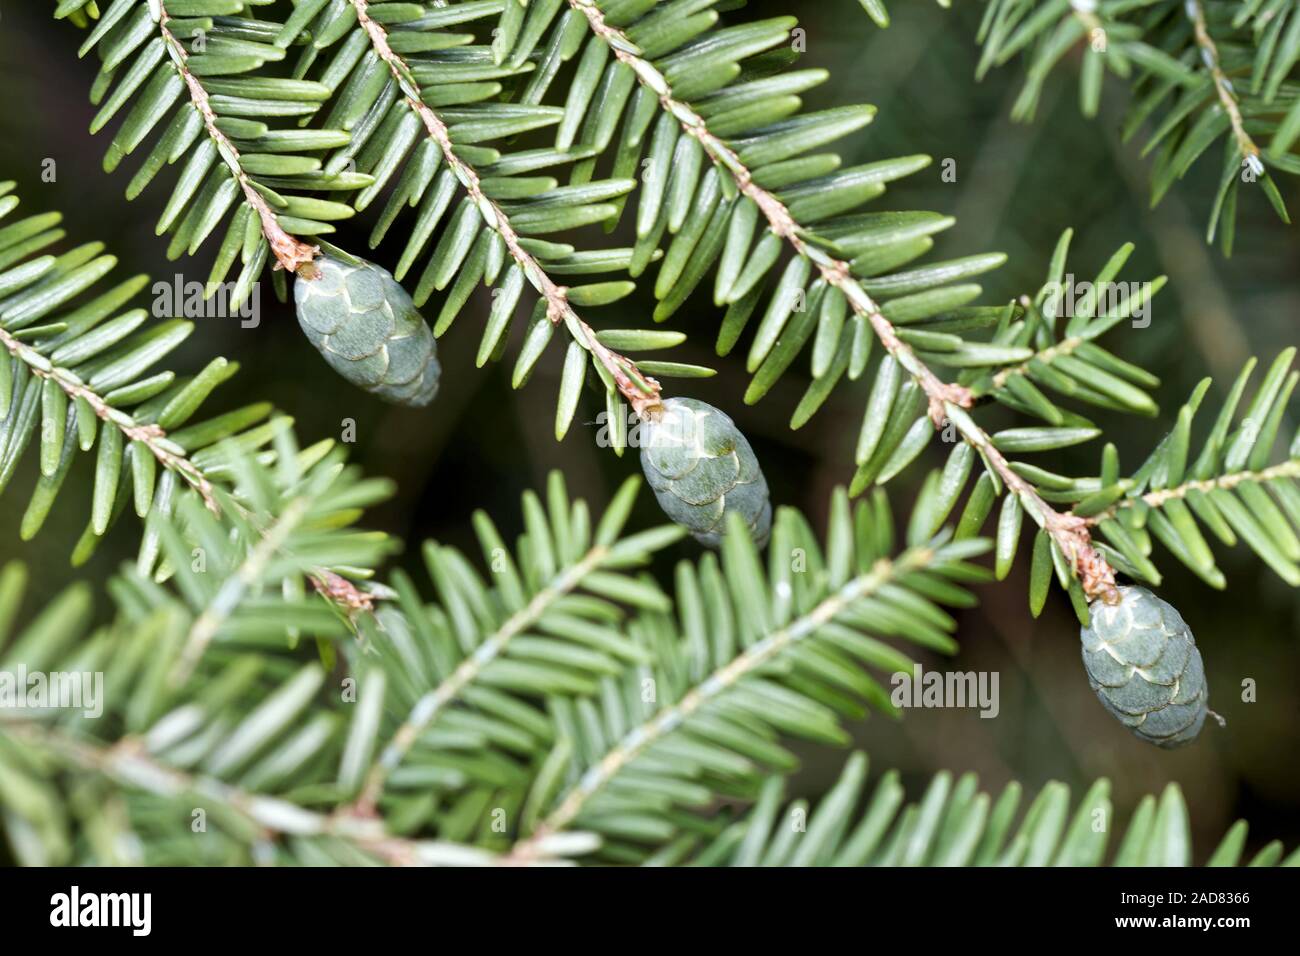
[155,1,319,273]
[944,398,1116,600]
[0,323,217,512]
[1,720,497,866]
[348,0,663,416]
[351,540,612,815]
[975,0,1293,249]
[510,547,925,860]
[1086,459,1300,525]
[981,284,1161,420]
[170,495,314,687]
[686,749,1293,866]
[1067,0,1105,35]
[990,336,1086,392]
[3,313,373,624]
[568,0,1116,598]
[1187,0,1262,175]
[568,0,971,427]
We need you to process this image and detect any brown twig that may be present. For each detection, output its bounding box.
[311,569,376,613]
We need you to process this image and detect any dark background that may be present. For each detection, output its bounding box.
[2,0,1297,859]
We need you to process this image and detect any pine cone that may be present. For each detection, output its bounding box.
[294,251,440,407]
[639,397,772,548]
[1080,585,1208,748]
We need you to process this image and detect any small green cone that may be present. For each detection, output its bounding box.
[1080,585,1209,748]
[638,397,772,548]
[294,249,440,407]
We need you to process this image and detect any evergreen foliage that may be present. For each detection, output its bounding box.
[0,182,282,564]
[678,751,1298,866]
[4,0,1295,867]
[971,0,1298,252]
